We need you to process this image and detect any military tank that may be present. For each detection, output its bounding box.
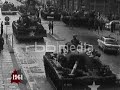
[43,42,118,90]
[62,10,95,27]
[1,1,17,15]
[41,6,61,20]
[62,10,89,27]
[12,0,46,40]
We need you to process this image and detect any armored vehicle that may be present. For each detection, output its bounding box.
[12,0,46,40]
[1,1,17,15]
[62,10,89,27]
[41,6,61,20]
[12,15,46,40]
[43,42,118,90]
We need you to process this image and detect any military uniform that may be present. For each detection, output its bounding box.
[71,37,79,47]
[1,21,3,36]
[0,36,4,51]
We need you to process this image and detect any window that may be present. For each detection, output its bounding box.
[105,39,117,44]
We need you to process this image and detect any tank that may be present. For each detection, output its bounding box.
[12,0,46,40]
[62,10,94,27]
[1,1,17,15]
[43,42,119,90]
[41,6,61,20]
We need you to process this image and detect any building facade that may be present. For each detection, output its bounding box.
[39,0,120,15]
[58,0,119,15]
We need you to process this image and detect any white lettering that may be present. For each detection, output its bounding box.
[13,74,23,80]
[25,42,94,53]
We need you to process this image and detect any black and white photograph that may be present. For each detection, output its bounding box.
[0,0,120,90]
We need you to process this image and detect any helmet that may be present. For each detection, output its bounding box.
[73,35,77,38]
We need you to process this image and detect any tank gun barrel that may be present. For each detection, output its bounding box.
[70,61,79,75]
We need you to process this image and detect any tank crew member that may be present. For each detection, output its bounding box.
[71,35,79,47]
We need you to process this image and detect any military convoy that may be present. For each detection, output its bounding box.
[62,10,108,28]
[43,40,118,90]
[12,0,46,40]
[12,15,46,40]
[1,1,17,15]
[41,6,61,20]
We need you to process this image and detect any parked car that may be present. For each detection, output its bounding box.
[105,20,120,30]
[97,36,120,53]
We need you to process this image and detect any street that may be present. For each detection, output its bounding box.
[0,0,120,90]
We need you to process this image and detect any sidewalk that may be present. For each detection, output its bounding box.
[0,35,20,90]
[13,45,54,90]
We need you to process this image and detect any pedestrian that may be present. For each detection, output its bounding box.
[99,21,103,32]
[69,14,74,29]
[48,21,52,33]
[94,18,99,31]
[1,21,3,37]
[111,22,115,33]
[48,21,53,35]
[0,35,4,52]
[51,20,54,35]
[119,25,120,35]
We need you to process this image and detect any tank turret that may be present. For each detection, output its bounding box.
[1,1,17,15]
[41,4,61,20]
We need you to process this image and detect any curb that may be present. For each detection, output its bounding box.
[48,33,65,41]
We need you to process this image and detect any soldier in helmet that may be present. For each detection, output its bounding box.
[71,35,80,47]
[0,35,4,52]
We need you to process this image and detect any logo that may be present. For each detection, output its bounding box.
[11,69,27,84]
[25,42,94,57]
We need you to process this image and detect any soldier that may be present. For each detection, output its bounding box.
[69,14,74,29]
[111,22,115,33]
[94,17,99,31]
[48,21,52,33]
[1,21,3,37]
[71,35,79,47]
[51,21,54,35]
[0,35,4,52]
